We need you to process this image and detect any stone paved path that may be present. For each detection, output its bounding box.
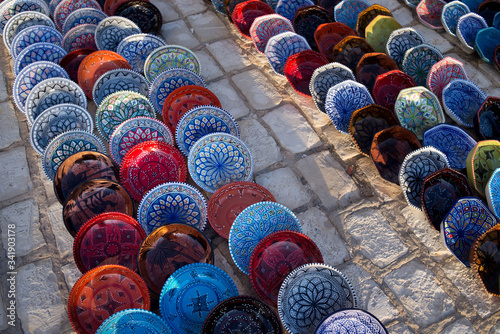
[0,0,500,333]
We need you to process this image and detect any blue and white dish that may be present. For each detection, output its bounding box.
[12,61,69,114]
[334,0,370,30]
[29,104,93,155]
[137,182,207,234]
[475,27,500,64]
[264,31,311,76]
[143,45,201,84]
[160,263,238,334]
[61,23,97,53]
[399,146,450,210]
[13,42,67,76]
[148,68,206,115]
[310,62,356,114]
[386,27,425,68]
[278,263,357,334]
[314,309,388,334]
[457,13,488,54]
[175,105,240,157]
[0,0,50,34]
[92,68,148,106]
[441,197,498,267]
[10,25,62,59]
[402,44,444,86]
[25,77,87,126]
[109,116,174,165]
[96,309,171,334]
[53,0,102,32]
[229,201,301,275]
[42,130,106,180]
[423,124,477,170]
[188,133,253,194]
[486,168,500,220]
[275,0,314,22]
[325,80,374,134]
[442,79,487,127]
[62,7,107,34]
[2,11,53,52]
[95,16,141,52]
[441,1,470,37]
[116,33,166,73]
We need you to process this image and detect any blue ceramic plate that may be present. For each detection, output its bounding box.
[486,168,500,219]
[325,80,374,134]
[441,1,470,37]
[109,116,174,165]
[386,27,425,68]
[264,31,311,76]
[2,11,53,52]
[13,42,67,76]
[402,43,443,86]
[229,201,302,275]
[143,45,201,84]
[12,61,69,114]
[53,0,102,31]
[148,68,206,115]
[95,16,141,52]
[457,13,488,54]
[175,105,240,156]
[442,79,487,127]
[441,197,498,267]
[42,130,106,180]
[278,263,357,334]
[0,0,50,34]
[399,147,449,210]
[25,77,87,126]
[275,0,314,22]
[160,263,238,334]
[30,104,93,155]
[334,0,370,29]
[92,68,148,106]
[96,309,172,334]
[137,182,207,234]
[423,124,477,170]
[62,7,107,34]
[61,23,98,53]
[116,33,166,73]
[188,133,253,193]
[475,27,500,64]
[10,25,62,59]
[314,309,388,334]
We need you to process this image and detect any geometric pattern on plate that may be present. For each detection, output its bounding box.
[2,10,53,52]
[143,45,201,84]
[116,33,166,73]
[10,24,62,59]
[13,42,67,76]
[426,56,469,101]
[402,43,443,86]
[94,16,141,52]
[385,27,425,68]
[264,31,311,76]
[442,79,487,127]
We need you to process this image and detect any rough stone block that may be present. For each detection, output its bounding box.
[214,248,253,296]
[355,156,402,202]
[323,126,362,161]
[387,323,415,333]
[344,208,408,268]
[371,0,402,11]
[61,262,81,290]
[188,12,229,42]
[287,91,331,131]
[150,0,179,22]
[0,70,9,102]
[392,7,414,27]
[0,147,31,202]
[194,50,223,81]
[239,119,281,172]
[296,151,360,210]
[207,79,250,119]
[207,39,252,72]
[161,21,199,49]
[262,104,321,154]
[384,259,455,327]
[447,53,493,90]
[414,24,454,54]
[255,167,310,210]
[0,101,21,149]
[46,202,73,260]
[0,295,7,331]
[169,0,206,16]
[441,318,478,334]
[232,70,282,110]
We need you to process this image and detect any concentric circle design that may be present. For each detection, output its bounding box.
[143,45,201,83]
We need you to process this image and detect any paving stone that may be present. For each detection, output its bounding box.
[384,259,456,328]
[46,202,73,260]
[0,101,20,149]
[447,53,493,90]
[150,0,179,22]
[490,320,500,334]
[255,167,310,210]
[169,0,206,16]
[0,295,7,331]
[297,207,349,266]
[262,104,321,154]
[16,259,66,334]
[355,156,402,202]
[214,248,253,296]
[387,323,415,333]
[193,50,223,81]
[392,7,414,27]
[161,21,199,49]
[414,24,454,54]
[0,199,44,257]
[323,126,362,161]
[344,208,409,268]
[239,119,281,172]
[187,12,229,42]
[61,262,81,291]
[371,0,402,11]
[286,89,331,131]
[0,70,9,102]
[0,147,31,202]
[442,260,499,318]
[441,318,478,334]
[341,263,398,324]
[207,39,252,72]
[296,151,360,210]
[207,79,250,119]
[478,62,500,90]
[232,69,282,110]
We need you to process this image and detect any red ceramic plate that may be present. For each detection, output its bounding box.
[78,50,131,99]
[59,48,95,83]
[314,22,358,62]
[119,140,187,202]
[284,50,329,96]
[249,230,324,307]
[161,85,221,133]
[68,264,150,334]
[356,52,398,93]
[207,181,275,239]
[73,212,146,273]
[372,70,416,111]
[231,0,274,39]
[138,223,214,295]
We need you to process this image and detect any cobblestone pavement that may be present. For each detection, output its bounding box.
[0,0,500,333]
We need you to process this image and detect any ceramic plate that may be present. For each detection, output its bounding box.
[159,263,239,334]
[143,45,201,84]
[92,68,148,106]
[457,13,488,54]
[96,309,171,334]
[314,22,358,63]
[175,105,240,156]
[249,13,294,53]
[116,33,165,73]
[62,7,107,34]
[2,11,53,52]
[385,27,425,68]
[372,69,416,111]
[62,23,98,53]
[265,31,311,75]
[188,133,253,193]
[475,27,500,64]
[137,182,208,233]
[284,50,328,96]
[275,0,314,22]
[314,309,388,334]
[54,0,102,31]
[13,42,67,76]
[365,15,402,53]
[472,224,500,297]
[25,77,87,126]
[291,6,330,50]
[331,36,374,72]
[114,0,163,35]
[10,25,62,59]
[416,0,445,30]
[334,0,370,30]
[29,104,93,155]
[474,96,500,141]
[59,48,94,82]
[442,79,487,127]
[355,52,398,93]
[95,16,141,51]
[427,56,469,101]
[402,43,443,86]
[233,1,275,38]
[441,1,470,37]
[356,4,392,38]
[466,140,500,197]
[228,201,302,275]
[278,263,357,334]
[0,0,50,34]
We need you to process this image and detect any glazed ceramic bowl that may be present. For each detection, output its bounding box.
[442,79,487,127]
